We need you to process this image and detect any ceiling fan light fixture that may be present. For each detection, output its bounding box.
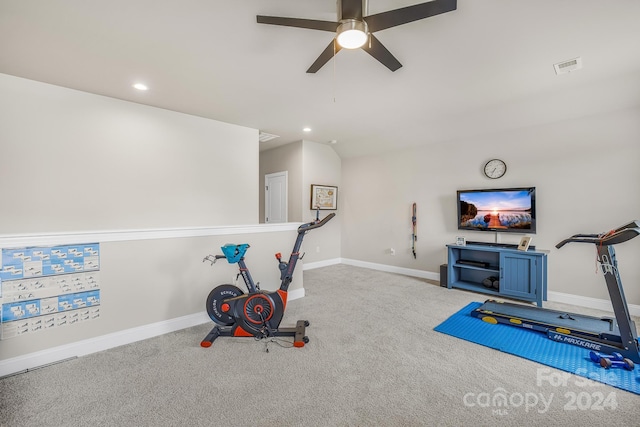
[336,19,368,49]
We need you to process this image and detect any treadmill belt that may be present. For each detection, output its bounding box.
[473,300,618,336]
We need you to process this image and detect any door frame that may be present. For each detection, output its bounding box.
[264,171,288,223]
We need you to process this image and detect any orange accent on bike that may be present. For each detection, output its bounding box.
[293,341,305,348]
[277,289,288,310]
[200,341,212,348]
[275,252,282,260]
[221,303,230,312]
[233,326,254,337]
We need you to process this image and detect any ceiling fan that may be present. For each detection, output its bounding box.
[256,0,457,73]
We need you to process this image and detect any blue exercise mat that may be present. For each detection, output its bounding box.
[434,302,640,395]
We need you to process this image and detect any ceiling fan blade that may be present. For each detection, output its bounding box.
[365,0,457,33]
[339,0,364,20]
[362,34,402,72]
[257,15,338,32]
[307,40,342,73]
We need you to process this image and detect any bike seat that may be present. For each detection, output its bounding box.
[221,244,250,263]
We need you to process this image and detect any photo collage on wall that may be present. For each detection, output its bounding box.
[0,243,101,340]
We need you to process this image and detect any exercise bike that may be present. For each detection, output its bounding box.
[200,210,335,348]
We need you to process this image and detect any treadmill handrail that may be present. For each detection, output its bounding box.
[556,220,640,249]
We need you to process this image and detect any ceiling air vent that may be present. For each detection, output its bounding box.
[553,57,583,75]
[259,131,279,143]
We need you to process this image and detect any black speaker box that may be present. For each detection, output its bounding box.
[440,264,448,287]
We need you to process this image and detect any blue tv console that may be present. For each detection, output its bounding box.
[446,244,548,307]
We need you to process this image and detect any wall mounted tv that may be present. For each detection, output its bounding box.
[457,187,536,233]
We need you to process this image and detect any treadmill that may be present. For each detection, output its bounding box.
[471,220,640,363]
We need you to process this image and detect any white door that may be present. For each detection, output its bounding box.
[265,171,287,223]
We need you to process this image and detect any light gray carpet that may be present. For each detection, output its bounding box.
[1,264,638,426]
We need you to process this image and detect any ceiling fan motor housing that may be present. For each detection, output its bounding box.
[338,0,365,21]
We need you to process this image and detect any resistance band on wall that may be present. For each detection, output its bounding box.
[412,203,417,259]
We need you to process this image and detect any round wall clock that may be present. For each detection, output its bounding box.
[483,159,507,179]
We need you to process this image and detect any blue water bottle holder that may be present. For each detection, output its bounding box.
[220,243,250,264]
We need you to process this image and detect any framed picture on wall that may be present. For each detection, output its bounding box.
[310,184,338,210]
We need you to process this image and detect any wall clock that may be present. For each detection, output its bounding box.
[484,159,507,179]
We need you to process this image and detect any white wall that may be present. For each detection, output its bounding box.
[0,74,258,233]
[341,107,640,305]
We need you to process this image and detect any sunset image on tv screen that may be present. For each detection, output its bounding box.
[459,190,533,230]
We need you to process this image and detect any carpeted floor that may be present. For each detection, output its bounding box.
[1,264,639,426]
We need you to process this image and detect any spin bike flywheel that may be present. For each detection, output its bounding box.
[206,284,244,326]
[241,293,275,325]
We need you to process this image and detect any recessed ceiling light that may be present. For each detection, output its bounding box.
[303,127,312,132]
[133,83,149,91]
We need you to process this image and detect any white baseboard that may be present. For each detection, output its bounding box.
[303,258,341,270]
[0,312,210,378]
[341,258,440,281]
[288,287,305,301]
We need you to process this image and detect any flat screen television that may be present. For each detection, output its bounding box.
[457,187,536,233]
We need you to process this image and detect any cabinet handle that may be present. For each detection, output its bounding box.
[500,267,503,279]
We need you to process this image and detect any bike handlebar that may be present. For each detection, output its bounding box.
[203,254,227,265]
[298,212,336,234]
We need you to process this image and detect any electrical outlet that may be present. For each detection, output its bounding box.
[390,248,395,256]
[316,246,320,253]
